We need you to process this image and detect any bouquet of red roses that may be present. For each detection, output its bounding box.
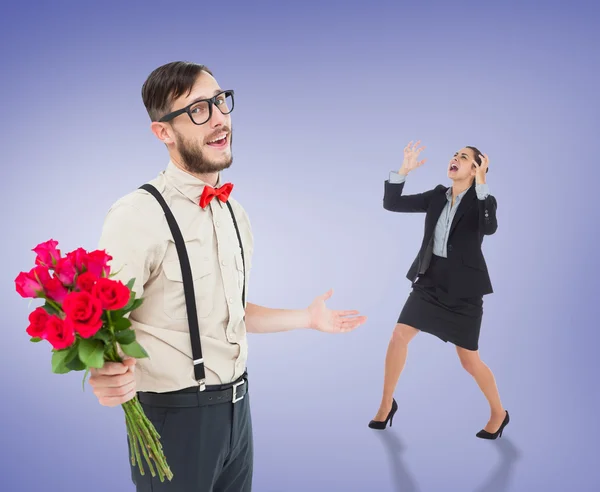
[15,239,173,482]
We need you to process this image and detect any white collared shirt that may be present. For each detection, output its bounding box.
[98,161,254,391]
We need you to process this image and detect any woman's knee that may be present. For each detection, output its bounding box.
[391,323,418,346]
[457,348,481,374]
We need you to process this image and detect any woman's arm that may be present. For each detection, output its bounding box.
[477,185,498,235]
[474,157,498,235]
[383,171,438,213]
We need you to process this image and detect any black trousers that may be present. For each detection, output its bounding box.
[129,377,253,491]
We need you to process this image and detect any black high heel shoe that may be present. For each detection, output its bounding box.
[476,410,510,439]
[368,399,398,430]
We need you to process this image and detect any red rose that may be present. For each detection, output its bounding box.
[55,257,77,285]
[33,239,61,268]
[63,291,104,338]
[86,250,112,278]
[43,276,69,304]
[15,266,51,298]
[66,247,88,273]
[45,316,75,350]
[76,272,98,293]
[92,278,131,310]
[26,307,51,338]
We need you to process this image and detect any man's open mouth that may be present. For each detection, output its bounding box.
[207,133,228,147]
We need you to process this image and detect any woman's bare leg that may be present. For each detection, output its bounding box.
[372,323,419,421]
[456,346,506,431]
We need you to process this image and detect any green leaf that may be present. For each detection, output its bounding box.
[30,337,43,343]
[122,298,143,315]
[52,349,74,374]
[116,329,136,345]
[120,340,148,359]
[66,355,87,371]
[108,266,125,278]
[109,308,124,319]
[51,343,79,374]
[125,278,135,291]
[78,339,105,368]
[94,329,113,345]
[113,317,132,332]
[130,298,143,311]
[64,343,80,364]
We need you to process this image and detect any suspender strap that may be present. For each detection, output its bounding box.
[225,200,246,310]
[139,184,206,389]
[139,183,246,391]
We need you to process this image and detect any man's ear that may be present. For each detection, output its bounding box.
[150,121,175,145]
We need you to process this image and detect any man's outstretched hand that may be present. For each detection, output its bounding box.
[307,289,367,333]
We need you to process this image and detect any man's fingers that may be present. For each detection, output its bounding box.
[339,316,367,331]
[89,371,135,389]
[95,361,132,376]
[93,379,137,399]
[123,358,136,372]
[321,289,333,301]
[336,310,360,317]
[98,388,137,407]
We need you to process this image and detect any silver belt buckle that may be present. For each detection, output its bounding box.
[232,379,245,403]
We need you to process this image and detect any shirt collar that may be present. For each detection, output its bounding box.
[163,160,222,205]
[445,185,470,203]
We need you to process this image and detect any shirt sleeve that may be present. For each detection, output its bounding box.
[389,171,407,184]
[97,202,160,300]
[475,183,490,200]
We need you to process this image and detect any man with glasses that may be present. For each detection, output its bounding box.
[89,61,367,491]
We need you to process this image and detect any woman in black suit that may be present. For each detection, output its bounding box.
[368,141,509,439]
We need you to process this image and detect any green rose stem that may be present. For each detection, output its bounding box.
[105,312,173,482]
[45,298,62,314]
[124,409,145,473]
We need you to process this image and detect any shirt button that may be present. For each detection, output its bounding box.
[228,298,233,304]
[215,221,220,227]
[222,260,227,266]
[448,245,453,252]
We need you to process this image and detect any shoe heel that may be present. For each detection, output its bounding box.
[368,398,397,430]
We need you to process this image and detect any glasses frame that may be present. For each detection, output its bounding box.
[158,89,235,125]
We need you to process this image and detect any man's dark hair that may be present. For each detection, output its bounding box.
[141,61,213,121]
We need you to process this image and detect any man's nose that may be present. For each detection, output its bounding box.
[209,106,227,126]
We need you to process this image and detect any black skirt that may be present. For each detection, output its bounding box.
[397,254,483,351]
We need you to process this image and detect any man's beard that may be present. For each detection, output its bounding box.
[175,129,233,174]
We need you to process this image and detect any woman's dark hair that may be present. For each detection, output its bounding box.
[141,61,213,122]
[466,145,489,176]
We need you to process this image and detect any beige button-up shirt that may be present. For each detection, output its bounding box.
[98,161,254,392]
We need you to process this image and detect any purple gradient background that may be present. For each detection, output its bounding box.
[1,1,599,490]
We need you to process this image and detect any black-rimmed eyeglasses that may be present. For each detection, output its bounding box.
[158,90,235,126]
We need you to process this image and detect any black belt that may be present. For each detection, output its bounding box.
[138,373,248,408]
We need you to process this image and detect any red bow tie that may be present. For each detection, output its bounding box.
[199,182,234,209]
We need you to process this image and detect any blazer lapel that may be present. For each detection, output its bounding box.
[427,189,449,235]
[449,185,476,236]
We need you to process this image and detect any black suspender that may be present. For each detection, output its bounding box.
[139,184,246,391]
[225,200,245,308]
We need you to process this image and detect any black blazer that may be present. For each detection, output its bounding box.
[383,179,498,298]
